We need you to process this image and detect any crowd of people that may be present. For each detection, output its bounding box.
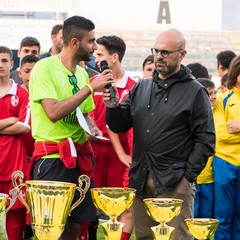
[0,14,239,240]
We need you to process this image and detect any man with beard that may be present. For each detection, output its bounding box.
[29,15,114,239]
[40,24,63,59]
[103,29,215,240]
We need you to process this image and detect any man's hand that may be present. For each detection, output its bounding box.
[102,86,119,108]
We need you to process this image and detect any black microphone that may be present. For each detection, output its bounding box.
[100,60,117,105]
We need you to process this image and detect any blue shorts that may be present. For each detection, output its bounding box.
[32,157,96,223]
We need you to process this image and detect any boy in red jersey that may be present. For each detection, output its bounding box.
[0,46,31,239]
[88,35,136,240]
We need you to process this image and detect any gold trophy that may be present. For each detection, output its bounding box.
[91,187,136,240]
[11,170,90,240]
[185,218,219,240]
[0,191,17,239]
[143,198,183,240]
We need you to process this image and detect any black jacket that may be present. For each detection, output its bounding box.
[106,65,215,198]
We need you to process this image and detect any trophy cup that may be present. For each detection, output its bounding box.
[143,198,183,240]
[185,218,219,240]
[0,191,17,239]
[91,187,136,240]
[12,170,90,240]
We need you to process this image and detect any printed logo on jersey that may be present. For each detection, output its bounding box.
[11,95,19,106]
[63,111,78,124]
[229,103,235,107]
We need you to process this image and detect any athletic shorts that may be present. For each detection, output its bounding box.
[32,157,96,223]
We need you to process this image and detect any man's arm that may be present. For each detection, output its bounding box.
[103,87,132,133]
[41,72,114,123]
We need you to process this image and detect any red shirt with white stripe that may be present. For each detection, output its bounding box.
[90,72,136,143]
[0,80,30,180]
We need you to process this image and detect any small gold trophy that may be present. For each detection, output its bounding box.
[185,218,219,240]
[143,198,183,240]
[91,187,136,240]
[0,191,17,239]
[11,170,90,240]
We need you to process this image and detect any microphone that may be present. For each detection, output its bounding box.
[100,60,117,105]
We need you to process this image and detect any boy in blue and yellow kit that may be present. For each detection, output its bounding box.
[194,78,216,218]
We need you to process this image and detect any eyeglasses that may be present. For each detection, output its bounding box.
[68,75,80,95]
[151,48,183,58]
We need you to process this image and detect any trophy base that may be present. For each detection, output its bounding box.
[32,224,64,240]
[101,221,125,240]
[151,224,175,240]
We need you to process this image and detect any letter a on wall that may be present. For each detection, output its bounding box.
[157,0,171,24]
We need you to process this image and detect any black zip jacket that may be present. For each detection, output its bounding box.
[106,65,215,198]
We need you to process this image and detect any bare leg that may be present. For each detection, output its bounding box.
[58,223,81,240]
[119,208,134,237]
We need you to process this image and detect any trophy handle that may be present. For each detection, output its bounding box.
[5,188,18,212]
[70,175,90,214]
[11,171,30,212]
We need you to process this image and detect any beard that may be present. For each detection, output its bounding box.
[156,62,178,77]
[75,45,92,62]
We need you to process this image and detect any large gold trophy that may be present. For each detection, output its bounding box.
[91,187,136,240]
[0,191,17,239]
[185,218,219,240]
[143,198,183,240]
[12,170,90,240]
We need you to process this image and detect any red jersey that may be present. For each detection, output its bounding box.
[90,72,136,143]
[0,80,30,180]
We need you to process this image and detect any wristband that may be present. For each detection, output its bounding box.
[85,84,94,94]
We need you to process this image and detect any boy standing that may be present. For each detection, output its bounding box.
[194,78,216,219]
[0,46,30,239]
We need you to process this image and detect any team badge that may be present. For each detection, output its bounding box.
[11,95,19,106]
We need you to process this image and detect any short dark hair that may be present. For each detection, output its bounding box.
[221,73,228,86]
[186,62,209,79]
[197,78,215,89]
[51,24,63,35]
[227,55,240,89]
[20,54,39,68]
[216,50,236,68]
[143,55,154,69]
[0,45,13,61]
[96,35,126,62]
[63,15,95,45]
[20,36,41,52]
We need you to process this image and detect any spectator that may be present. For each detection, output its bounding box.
[142,54,154,79]
[40,24,63,59]
[186,62,209,79]
[103,29,215,240]
[19,54,39,92]
[216,50,236,78]
[216,72,228,98]
[10,36,40,85]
